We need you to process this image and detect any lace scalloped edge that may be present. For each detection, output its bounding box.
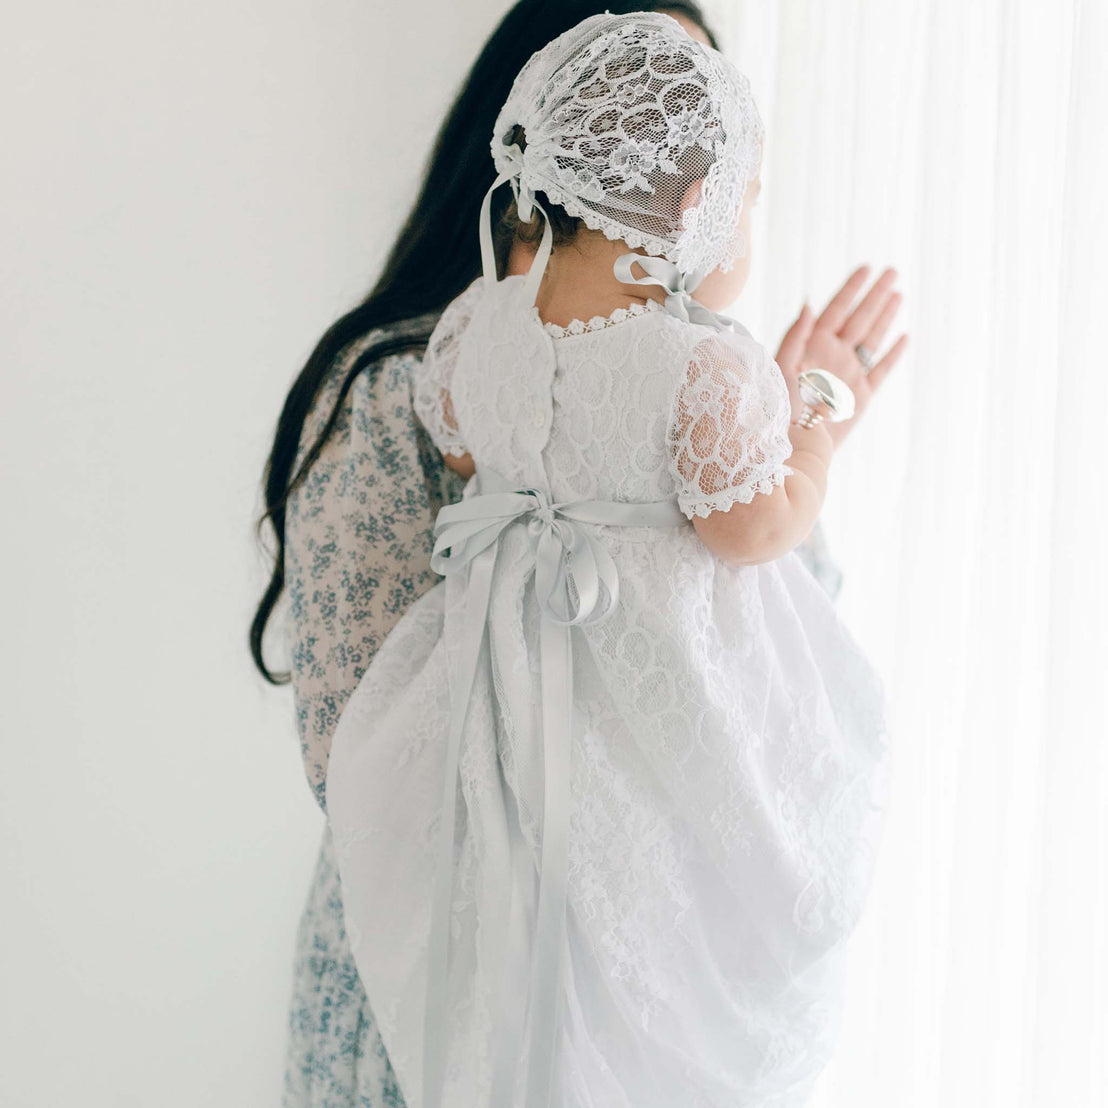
[527,170,685,264]
[522,164,746,278]
[680,464,795,520]
[535,298,663,338]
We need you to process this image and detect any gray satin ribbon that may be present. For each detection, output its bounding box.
[479,142,553,302]
[612,252,743,333]
[420,468,685,1108]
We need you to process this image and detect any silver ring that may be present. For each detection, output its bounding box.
[797,405,825,428]
[855,342,876,373]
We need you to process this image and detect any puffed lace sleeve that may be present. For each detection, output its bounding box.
[667,330,797,519]
[412,276,485,457]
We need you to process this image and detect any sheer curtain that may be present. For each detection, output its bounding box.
[701,0,1107,1104]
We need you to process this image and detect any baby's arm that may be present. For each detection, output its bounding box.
[691,419,832,565]
[668,331,833,565]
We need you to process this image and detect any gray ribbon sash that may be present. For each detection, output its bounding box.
[420,468,685,1108]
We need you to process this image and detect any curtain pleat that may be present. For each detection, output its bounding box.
[707,1,1108,1103]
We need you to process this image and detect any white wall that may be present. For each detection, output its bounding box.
[1,1,506,1104]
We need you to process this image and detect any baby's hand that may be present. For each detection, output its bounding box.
[775,265,909,448]
[443,450,476,480]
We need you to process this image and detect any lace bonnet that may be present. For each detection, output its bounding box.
[478,10,765,307]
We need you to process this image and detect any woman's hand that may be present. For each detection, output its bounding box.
[775,265,909,450]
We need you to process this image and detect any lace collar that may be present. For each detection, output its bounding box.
[533,297,665,339]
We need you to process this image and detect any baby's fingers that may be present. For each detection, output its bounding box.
[814,265,871,334]
[864,332,910,392]
[775,303,816,373]
[862,291,902,355]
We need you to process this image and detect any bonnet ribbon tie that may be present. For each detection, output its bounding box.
[478,142,554,305]
[613,252,743,334]
[420,467,685,1108]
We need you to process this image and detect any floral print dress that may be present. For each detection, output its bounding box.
[279,314,845,1108]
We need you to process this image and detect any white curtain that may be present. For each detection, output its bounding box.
[702,0,1108,1103]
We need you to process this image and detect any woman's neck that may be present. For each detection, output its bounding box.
[506,230,665,328]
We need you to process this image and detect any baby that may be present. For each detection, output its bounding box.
[326,13,891,1108]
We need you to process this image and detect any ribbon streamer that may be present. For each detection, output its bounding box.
[421,468,685,1108]
[478,143,553,304]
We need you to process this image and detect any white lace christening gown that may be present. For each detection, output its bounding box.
[325,272,892,1108]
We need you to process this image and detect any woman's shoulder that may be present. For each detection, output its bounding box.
[293,310,443,476]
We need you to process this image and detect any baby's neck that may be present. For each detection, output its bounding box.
[507,230,665,329]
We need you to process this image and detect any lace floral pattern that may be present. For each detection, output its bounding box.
[668,331,798,517]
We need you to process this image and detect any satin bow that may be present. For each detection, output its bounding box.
[420,468,685,1108]
[612,252,743,333]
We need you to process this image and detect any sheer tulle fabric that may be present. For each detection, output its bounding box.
[325,275,891,1108]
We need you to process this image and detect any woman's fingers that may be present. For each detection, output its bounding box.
[814,265,871,334]
[775,303,816,374]
[839,267,899,346]
[863,332,909,392]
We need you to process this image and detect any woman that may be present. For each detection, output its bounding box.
[251,2,907,1103]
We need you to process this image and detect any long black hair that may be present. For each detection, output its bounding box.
[250,0,719,684]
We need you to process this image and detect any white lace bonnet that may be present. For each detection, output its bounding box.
[478,10,765,315]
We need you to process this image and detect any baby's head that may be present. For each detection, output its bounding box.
[488,11,764,306]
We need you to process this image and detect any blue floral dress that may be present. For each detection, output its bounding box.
[279,315,845,1107]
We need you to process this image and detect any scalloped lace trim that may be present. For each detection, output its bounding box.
[536,297,664,338]
[680,464,795,520]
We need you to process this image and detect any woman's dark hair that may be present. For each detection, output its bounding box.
[250,1,718,683]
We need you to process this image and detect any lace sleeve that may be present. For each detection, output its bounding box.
[412,276,485,457]
[667,330,797,519]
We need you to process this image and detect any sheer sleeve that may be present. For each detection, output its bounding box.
[666,330,797,520]
[412,276,485,457]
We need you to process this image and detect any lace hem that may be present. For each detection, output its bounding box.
[535,297,664,338]
[680,464,795,520]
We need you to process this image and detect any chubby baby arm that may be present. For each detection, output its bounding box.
[669,331,833,566]
[691,419,832,565]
